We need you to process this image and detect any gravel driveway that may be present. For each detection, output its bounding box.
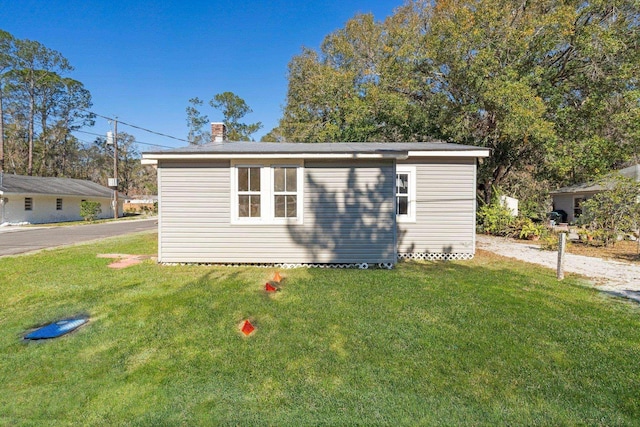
[476,234,640,303]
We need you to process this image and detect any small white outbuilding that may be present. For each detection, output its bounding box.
[499,195,519,217]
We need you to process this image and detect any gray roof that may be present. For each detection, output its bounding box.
[551,164,640,195]
[0,174,115,198]
[143,141,489,156]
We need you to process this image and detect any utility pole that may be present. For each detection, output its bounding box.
[113,118,119,219]
[107,119,119,219]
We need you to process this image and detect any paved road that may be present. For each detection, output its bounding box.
[0,218,157,257]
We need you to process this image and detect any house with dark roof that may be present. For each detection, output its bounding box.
[0,174,123,225]
[142,124,490,266]
[550,164,640,223]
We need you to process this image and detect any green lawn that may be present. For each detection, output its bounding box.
[1,233,639,425]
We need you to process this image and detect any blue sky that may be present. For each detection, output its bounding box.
[0,0,401,150]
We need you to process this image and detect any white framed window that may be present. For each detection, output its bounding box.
[396,166,416,222]
[231,160,304,224]
[237,166,261,218]
[56,198,63,211]
[25,197,33,211]
[273,166,298,219]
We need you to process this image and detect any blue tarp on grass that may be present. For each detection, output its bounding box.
[25,317,88,340]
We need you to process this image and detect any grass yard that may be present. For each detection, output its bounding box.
[1,233,639,425]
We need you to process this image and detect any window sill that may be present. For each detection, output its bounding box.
[231,218,303,226]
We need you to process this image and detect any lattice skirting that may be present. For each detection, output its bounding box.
[161,253,474,268]
[161,262,395,270]
[397,252,474,261]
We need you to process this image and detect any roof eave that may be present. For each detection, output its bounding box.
[142,149,489,162]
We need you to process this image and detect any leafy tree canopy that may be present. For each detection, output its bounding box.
[1,29,94,176]
[210,91,262,141]
[276,0,640,203]
[186,97,210,145]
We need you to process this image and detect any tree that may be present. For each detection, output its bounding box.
[0,30,16,174]
[260,126,286,142]
[80,200,101,221]
[280,14,433,142]
[1,31,93,176]
[186,97,210,145]
[277,1,640,205]
[80,131,151,195]
[580,176,640,246]
[8,37,73,175]
[35,76,93,176]
[210,91,262,141]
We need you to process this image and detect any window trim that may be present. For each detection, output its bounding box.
[271,166,301,222]
[573,196,585,219]
[396,166,416,223]
[236,166,262,219]
[230,160,304,225]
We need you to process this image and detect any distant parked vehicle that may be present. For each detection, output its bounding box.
[548,209,568,224]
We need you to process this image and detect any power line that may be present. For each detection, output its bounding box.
[75,129,104,137]
[74,129,174,149]
[81,109,189,144]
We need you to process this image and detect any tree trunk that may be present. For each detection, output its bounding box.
[0,86,4,175]
[27,76,36,176]
[27,86,34,176]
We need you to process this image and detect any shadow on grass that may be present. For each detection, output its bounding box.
[3,250,640,425]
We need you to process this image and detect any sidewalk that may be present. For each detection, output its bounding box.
[476,234,640,303]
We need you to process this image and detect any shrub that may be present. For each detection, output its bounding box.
[477,202,515,236]
[518,220,546,240]
[80,201,102,222]
[579,175,640,246]
[540,232,571,251]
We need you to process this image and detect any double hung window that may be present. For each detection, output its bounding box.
[396,173,409,216]
[395,166,416,222]
[273,167,297,218]
[237,167,261,218]
[232,161,303,224]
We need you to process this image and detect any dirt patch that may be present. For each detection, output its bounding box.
[563,240,640,263]
[97,254,155,269]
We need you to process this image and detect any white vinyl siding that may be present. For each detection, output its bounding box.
[157,159,395,264]
[397,158,477,255]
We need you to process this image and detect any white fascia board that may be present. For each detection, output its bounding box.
[142,149,490,162]
[407,150,490,158]
[142,152,403,161]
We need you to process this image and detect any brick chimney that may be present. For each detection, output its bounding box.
[211,122,227,142]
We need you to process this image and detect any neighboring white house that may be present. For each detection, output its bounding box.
[142,126,490,266]
[550,164,640,223]
[0,174,123,225]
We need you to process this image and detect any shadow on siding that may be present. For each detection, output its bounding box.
[286,166,401,264]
